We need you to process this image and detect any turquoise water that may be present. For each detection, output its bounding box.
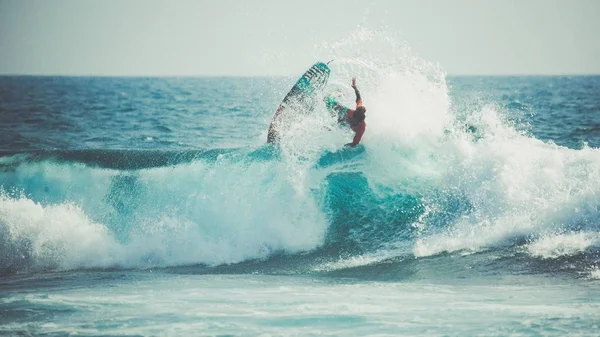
[2,32,600,336]
[3,273,600,336]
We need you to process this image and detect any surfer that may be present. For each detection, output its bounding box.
[338,78,366,147]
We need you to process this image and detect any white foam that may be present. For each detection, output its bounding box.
[412,122,600,257]
[588,267,600,280]
[527,232,600,259]
[314,28,600,260]
[0,194,123,270]
[311,246,405,272]
[0,149,330,271]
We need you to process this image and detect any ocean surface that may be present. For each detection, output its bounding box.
[2,47,600,335]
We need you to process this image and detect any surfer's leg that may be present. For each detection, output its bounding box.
[324,97,350,121]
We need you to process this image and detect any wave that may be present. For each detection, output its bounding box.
[2,29,600,280]
[0,148,254,170]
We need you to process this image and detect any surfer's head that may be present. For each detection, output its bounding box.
[349,106,366,126]
[355,106,366,120]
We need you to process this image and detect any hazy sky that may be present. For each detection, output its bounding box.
[1,0,598,76]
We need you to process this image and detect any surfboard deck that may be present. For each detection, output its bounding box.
[267,62,331,143]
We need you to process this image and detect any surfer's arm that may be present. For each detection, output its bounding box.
[345,131,363,147]
[351,78,362,105]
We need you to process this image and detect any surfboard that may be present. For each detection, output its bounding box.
[267,62,331,143]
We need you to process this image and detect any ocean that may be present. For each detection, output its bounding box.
[1,47,600,335]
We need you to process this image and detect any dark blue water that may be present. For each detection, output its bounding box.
[448,75,600,149]
[3,75,599,151]
[2,65,600,335]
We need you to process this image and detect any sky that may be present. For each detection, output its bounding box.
[0,0,599,76]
